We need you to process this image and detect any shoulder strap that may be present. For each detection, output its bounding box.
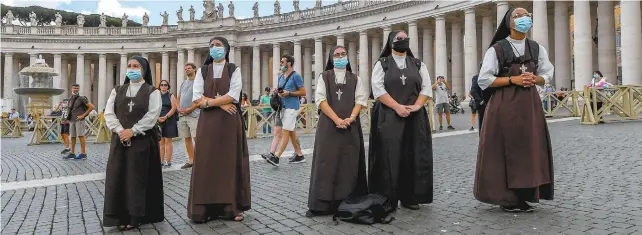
[378,57,388,73]
[228,62,237,74]
[200,64,208,79]
[412,58,421,69]
[526,39,540,69]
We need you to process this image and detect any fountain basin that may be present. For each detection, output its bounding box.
[14,88,65,96]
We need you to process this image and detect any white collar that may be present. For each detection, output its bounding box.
[506,36,526,44]
[391,53,406,60]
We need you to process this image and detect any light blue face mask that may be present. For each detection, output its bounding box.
[334,58,348,69]
[593,74,599,79]
[209,46,226,61]
[126,69,142,81]
[514,16,532,33]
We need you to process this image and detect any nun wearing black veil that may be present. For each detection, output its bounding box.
[103,56,164,230]
[306,45,369,217]
[369,30,434,210]
[187,36,251,223]
[474,7,554,213]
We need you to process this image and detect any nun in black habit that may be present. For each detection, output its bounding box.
[103,56,164,230]
[474,7,554,213]
[369,30,434,210]
[307,46,369,217]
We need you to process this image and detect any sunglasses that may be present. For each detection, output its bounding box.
[160,84,169,87]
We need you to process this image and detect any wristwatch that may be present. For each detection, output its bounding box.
[508,76,513,85]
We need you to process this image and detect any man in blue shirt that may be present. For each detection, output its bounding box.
[264,54,306,167]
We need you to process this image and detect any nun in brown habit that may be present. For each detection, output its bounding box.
[369,31,434,210]
[474,7,555,213]
[306,46,369,217]
[188,36,251,222]
[103,56,164,230]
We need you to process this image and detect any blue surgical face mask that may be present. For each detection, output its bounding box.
[209,46,226,61]
[126,69,142,81]
[593,74,599,79]
[334,58,348,69]
[513,16,532,33]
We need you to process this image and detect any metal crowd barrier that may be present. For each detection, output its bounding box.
[0,118,24,138]
[27,114,111,145]
[581,85,642,124]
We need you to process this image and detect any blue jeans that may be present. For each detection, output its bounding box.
[262,111,272,134]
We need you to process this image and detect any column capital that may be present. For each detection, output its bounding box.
[359,30,368,36]
[464,8,475,15]
[161,51,169,55]
[381,25,391,31]
[253,44,260,49]
[76,53,85,57]
[407,20,417,27]
[52,53,62,57]
[293,40,301,45]
[314,37,323,42]
[119,53,127,57]
[435,14,445,21]
[98,53,106,58]
[4,52,13,56]
[336,34,344,39]
[273,43,281,48]
[496,1,509,7]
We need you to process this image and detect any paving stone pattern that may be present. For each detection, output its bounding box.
[2,119,642,234]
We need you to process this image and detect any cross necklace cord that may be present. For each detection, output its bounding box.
[127,85,135,112]
[335,76,345,100]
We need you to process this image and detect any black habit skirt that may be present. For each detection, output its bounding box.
[368,102,434,206]
[103,133,164,226]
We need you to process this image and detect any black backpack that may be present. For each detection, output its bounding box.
[270,72,296,112]
[333,194,395,225]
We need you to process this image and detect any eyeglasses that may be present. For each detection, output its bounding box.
[512,13,533,19]
[333,52,347,58]
[160,84,169,87]
[395,36,408,41]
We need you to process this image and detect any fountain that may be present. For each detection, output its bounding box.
[14,55,65,117]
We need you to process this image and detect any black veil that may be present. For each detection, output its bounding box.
[203,36,231,66]
[378,30,416,59]
[488,8,516,49]
[324,45,353,72]
[124,56,153,85]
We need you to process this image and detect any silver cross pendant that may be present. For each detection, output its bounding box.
[400,74,407,86]
[336,89,343,100]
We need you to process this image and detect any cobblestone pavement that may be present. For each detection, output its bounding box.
[2,118,641,235]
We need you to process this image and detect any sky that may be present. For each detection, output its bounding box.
[3,0,339,26]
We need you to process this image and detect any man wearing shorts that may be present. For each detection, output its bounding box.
[263,54,306,167]
[177,63,199,169]
[64,84,94,160]
[58,99,71,154]
[432,76,455,131]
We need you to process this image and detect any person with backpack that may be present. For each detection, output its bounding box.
[474,7,555,213]
[188,36,251,223]
[369,30,434,211]
[63,84,95,160]
[306,45,368,217]
[262,54,306,167]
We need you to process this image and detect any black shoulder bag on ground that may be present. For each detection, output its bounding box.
[333,194,396,225]
[270,72,295,112]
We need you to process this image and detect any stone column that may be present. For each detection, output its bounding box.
[177,49,185,90]
[597,1,617,84]
[532,0,549,51]
[496,1,510,26]
[451,22,463,96]
[97,53,107,111]
[359,30,369,88]
[261,51,269,92]
[435,15,448,79]
[61,59,68,98]
[52,54,62,105]
[590,6,598,70]
[382,26,391,48]
[408,20,419,56]
[229,46,236,64]
[119,53,127,85]
[294,40,302,72]
[314,38,324,87]
[348,40,358,74]
[620,0,642,85]
[554,1,572,90]
[161,52,169,83]
[464,9,478,94]
[234,47,242,68]
[573,0,593,91]
[106,59,114,90]
[187,48,195,63]
[372,36,381,70]
[252,45,261,100]
[336,34,345,46]
[29,53,37,85]
[481,15,493,55]
[304,46,313,102]
[84,58,91,99]
[272,43,281,88]
[169,55,177,94]
[422,29,434,78]
[3,53,13,99]
[76,54,85,96]
[141,52,148,60]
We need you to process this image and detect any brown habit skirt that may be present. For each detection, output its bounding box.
[474,86,554,206]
